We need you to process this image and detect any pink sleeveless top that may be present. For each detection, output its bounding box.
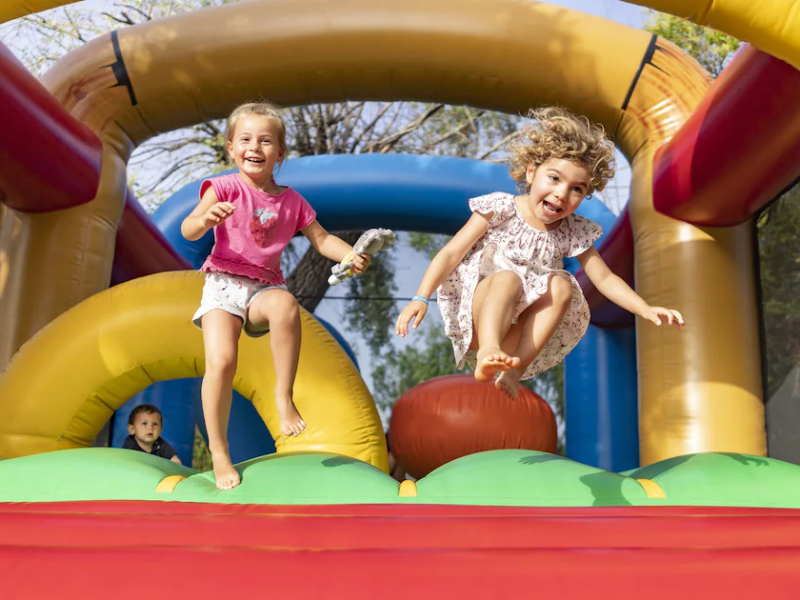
[199,174,317,285]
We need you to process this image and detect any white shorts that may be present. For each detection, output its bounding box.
[192,272,289,338]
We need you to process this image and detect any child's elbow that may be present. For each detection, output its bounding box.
[180,220,196,241]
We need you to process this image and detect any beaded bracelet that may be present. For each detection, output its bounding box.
[411,295,429,305]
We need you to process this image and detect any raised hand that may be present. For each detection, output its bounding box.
[202,202,237,228]
[643,306,685,329]
[395,299,428,337]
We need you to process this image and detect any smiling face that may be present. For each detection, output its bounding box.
[127,411,163,450]
[227,114,285,189]
[524,157,591,227]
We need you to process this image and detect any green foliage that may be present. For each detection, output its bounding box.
[408,232,451,260]
[192,426,212,472]
[757,186,800,398]
[343,249,398,356]
[371,322,467,409]
[523,363,563,424]
[644,12,740,77]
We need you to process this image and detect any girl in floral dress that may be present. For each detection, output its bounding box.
[396,107,684,399]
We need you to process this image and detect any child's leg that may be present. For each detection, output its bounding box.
[201,309,244,490]
[247,289,306,437]
[471,270,523,382]
[495,275,573,399]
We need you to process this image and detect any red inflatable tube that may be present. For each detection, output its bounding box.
[112,190,192,285]
[0,42,102,212]
[653,44,800,226]
[577,207,635,328]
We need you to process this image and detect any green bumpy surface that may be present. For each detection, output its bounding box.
[1,448,800,507]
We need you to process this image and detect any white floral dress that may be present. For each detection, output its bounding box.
[436,192,603,381]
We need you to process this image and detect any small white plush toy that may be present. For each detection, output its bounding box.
[328,228,397,286]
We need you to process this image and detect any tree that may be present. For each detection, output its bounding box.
[645,14,800,402]
[644,11,740,77]
[757,193,800,398]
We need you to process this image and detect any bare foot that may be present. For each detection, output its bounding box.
[211,451,241,490]
[276,394,306,436]
[474,348,520,382]
[495,368,522,400]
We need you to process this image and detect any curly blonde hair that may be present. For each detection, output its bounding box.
[507,106,615,196]
[225,101,287,158]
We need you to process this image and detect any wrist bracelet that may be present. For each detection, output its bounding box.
[411,295,429,305]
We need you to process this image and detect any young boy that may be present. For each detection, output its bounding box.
[122,404,182,464]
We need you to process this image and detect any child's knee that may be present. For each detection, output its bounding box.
[206,350,237,379]
[276,293,300,322]
[251,291,299,323]
[493,270,524,292]
[262,292,300,326]
[550,275,572,307]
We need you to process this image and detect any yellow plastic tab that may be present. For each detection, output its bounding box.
[398,480,417,497]
[636,478,666,499]
[155,474,186,493]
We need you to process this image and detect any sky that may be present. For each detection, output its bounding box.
[544,0,647,24]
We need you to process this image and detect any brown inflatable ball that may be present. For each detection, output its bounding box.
[388,374,557,479]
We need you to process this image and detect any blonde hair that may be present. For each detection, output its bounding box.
[507,106,616,196]
[225,101,287,158]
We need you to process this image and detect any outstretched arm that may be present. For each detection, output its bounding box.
[301,220,370,273]
[577,246,684,328]
[395,211,491,336]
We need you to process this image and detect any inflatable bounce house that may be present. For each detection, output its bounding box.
[2,0,800,596]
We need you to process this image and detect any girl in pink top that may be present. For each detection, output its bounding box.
[181,102,370,490]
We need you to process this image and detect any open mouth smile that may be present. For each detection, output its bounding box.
[542,200,563,216]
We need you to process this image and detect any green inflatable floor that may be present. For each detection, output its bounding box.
[2,448,800,507]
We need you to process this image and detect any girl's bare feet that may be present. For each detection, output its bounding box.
[211,451,241,490]
[276,394,306,436]
[474,347,520,382]
[495,368,522,399]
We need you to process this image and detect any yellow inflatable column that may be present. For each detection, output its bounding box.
[629,148,765,463]
[0,138,128,372]
[617,36,765,464]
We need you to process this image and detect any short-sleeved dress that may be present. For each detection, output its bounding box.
[436,192,603,381]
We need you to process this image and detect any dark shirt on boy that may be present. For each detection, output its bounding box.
[122,435,178,460]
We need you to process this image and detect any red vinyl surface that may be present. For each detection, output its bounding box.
[653,44,800,226]
[0,42,102,212]
[1,502,799,599]
[112,189,192,285]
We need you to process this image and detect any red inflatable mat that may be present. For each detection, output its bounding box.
[1,502,799,598]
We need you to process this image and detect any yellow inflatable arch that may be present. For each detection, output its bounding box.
[0,271,388,468]
[1,0,798,464]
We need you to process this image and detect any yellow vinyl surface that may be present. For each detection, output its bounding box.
[0,271,388,471]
